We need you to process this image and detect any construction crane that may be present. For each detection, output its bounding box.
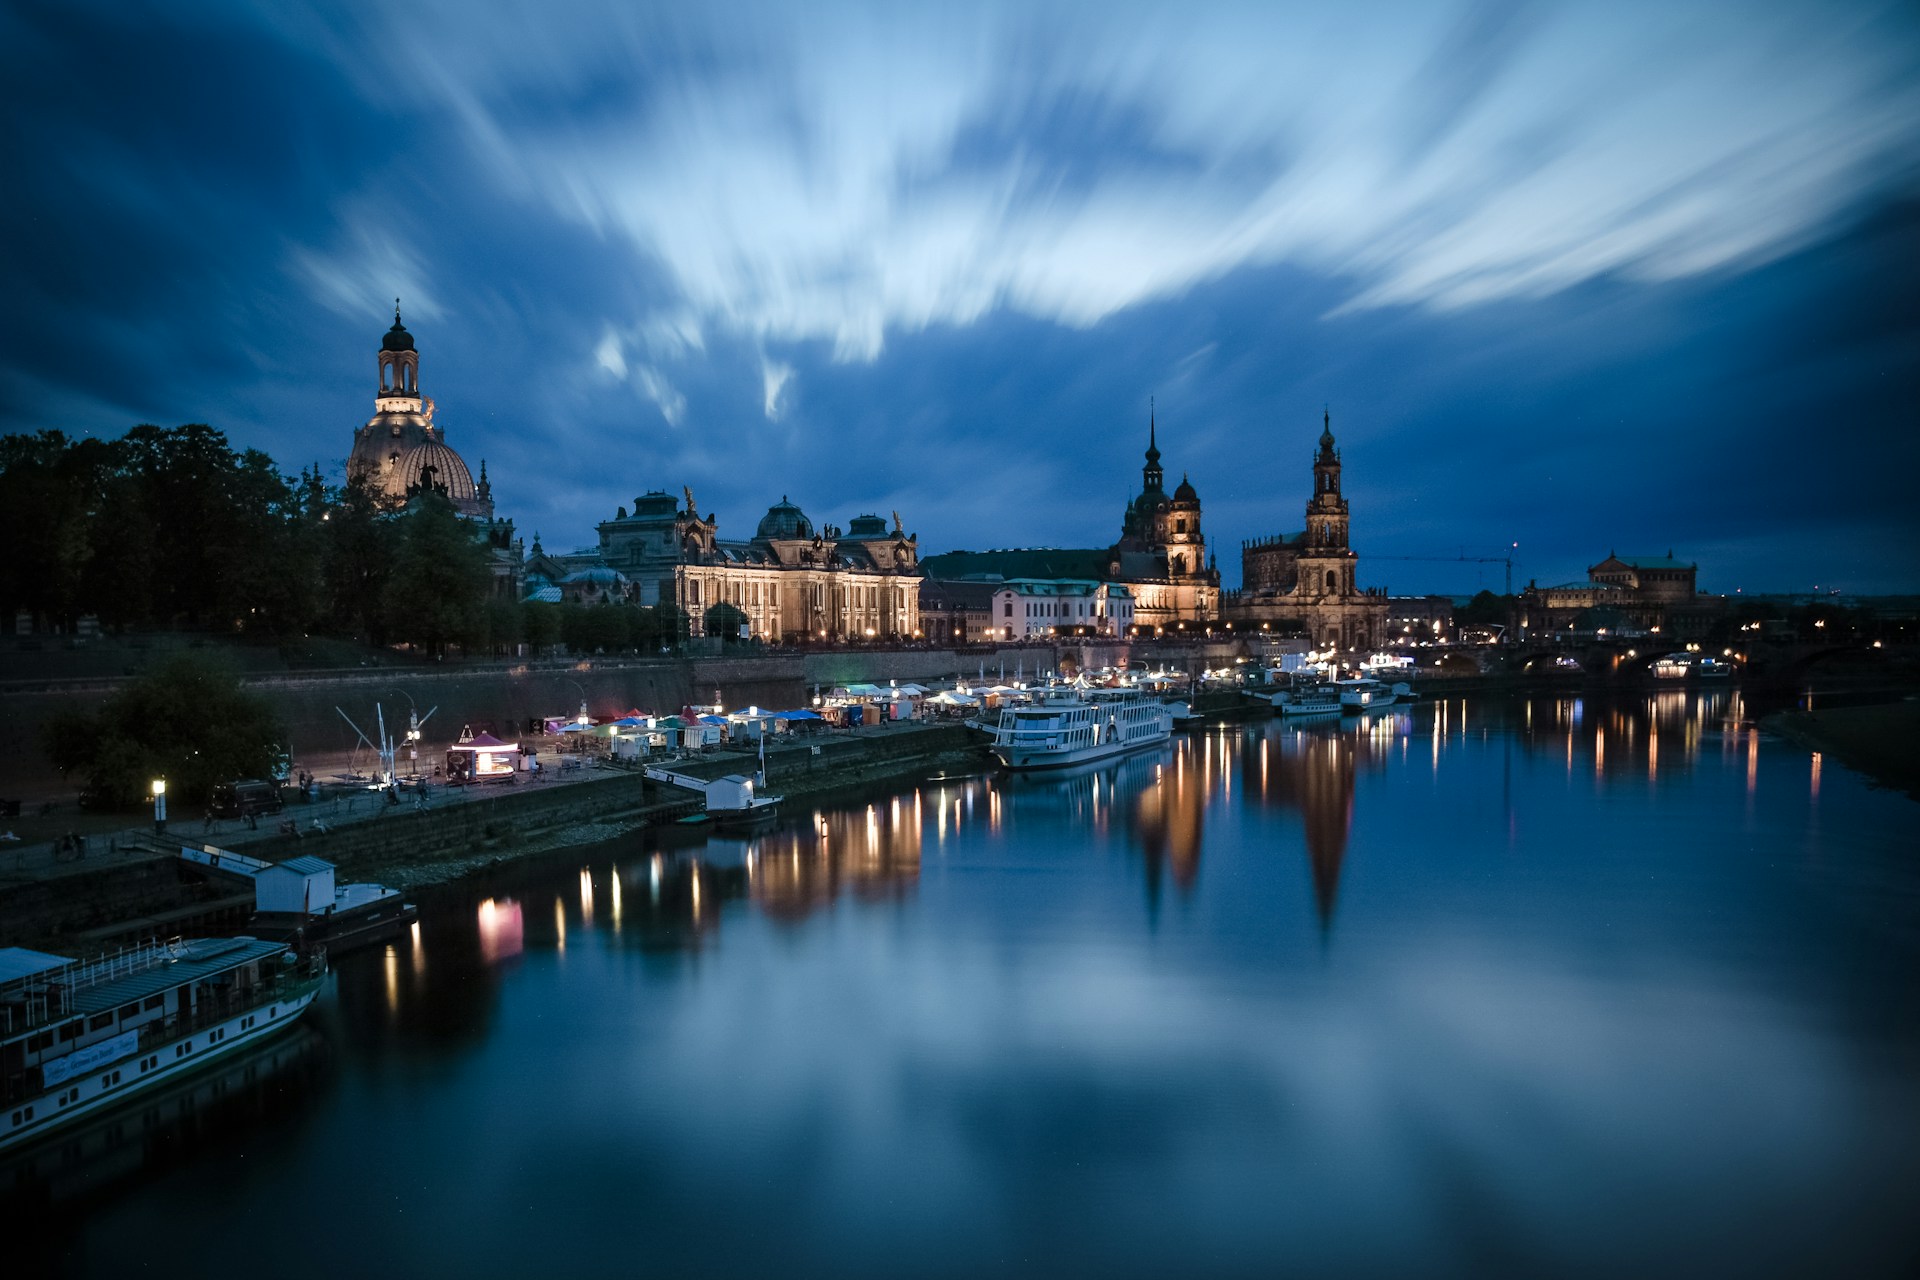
[1371,544,1519,595]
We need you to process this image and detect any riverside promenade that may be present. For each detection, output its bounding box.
[0,721,983,949]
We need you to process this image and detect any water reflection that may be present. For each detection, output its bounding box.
[25,689,1920,1278]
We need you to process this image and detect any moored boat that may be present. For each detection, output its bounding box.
[1337,678,1412,712]
[1,936,326,1154]
[989,688,1173,771]
[1276,682,1343,717]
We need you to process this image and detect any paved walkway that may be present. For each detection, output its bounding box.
[0,758,626,887]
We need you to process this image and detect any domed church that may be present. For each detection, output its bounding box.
[346,303,494,519]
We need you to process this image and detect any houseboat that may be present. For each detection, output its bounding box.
[1,936,325,1154]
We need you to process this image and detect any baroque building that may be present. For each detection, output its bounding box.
[1222,411,1389,651]
[342,305,522,597]
[1518,552,1722,639]
[346,303,494,520]
[920,407,1220,632]
[528,489,922,641]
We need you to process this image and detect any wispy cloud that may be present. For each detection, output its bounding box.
[292,0,1919,355]
[636,366,686,426]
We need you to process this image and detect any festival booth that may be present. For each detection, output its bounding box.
[446,729,521,784]
[609,715,652,760]
[724,709,781,741]
[925,690,980,718]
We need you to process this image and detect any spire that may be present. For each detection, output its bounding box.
[394,297,402,325]
[1141,397,1164,495]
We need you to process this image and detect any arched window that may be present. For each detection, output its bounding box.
[1325,569,1336,593]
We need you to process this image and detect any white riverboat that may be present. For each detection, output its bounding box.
[1337,678,1413,712]
[1,936,325,1154]
[989,688,1173,771]
[1275,682,1344,717]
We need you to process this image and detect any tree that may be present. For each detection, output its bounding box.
[1457,590,1512,626]
[704,602,749,643]
[41,653,285,808]
[383,493,491,656]
[482,596,523,656]
[523,601,562,654]
[320,474,399,642]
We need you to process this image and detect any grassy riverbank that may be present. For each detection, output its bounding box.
[1764,700,1920,798]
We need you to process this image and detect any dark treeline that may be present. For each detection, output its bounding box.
[0,424,719,661]
[0,423,494,654]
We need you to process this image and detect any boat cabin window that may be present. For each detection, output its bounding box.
[58,1020,83,1042]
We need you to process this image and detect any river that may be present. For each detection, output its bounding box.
[11,690,1919,1277]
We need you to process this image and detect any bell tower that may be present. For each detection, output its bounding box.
[377,299,421,400]
[1306,408,1349,552]
[1296,409,1355,600]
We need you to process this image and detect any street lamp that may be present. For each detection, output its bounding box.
[563,678,589,725]
[151,778,167,835]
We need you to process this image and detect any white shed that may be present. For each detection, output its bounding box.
[255,855,337,915]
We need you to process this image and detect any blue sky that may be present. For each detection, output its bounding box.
[3,0,1916,593]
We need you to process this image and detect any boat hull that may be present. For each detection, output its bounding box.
[1,976,323,1155]
[249,902,418,957]
[991,734,1170,771]
[712,802,781,830]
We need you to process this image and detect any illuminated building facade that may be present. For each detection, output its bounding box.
[1222,411,1389,651]
[1518,552,1723,639]
[920,407,1219,631]
[533,492,921,640]
[346,304,495,520]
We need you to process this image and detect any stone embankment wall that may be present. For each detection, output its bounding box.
[2,641,1240,800]
[0,724,985,944]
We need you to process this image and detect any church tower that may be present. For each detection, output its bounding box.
[1296,410,1355,599]
[1142,404,1164,496]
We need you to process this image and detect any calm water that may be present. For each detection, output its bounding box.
[12,691,1919,1277]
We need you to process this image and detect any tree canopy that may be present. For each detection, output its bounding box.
[41,652,286,808]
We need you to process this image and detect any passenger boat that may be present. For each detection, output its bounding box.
[1,936,325,1154]
[989,689,1173,771]
[1275,682,1343,717]
[1337,679,1412,712]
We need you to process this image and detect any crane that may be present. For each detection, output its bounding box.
[1370,544,1519,595]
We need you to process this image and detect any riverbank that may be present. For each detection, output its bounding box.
[1763,699,1920,798]
[0,723,988,946]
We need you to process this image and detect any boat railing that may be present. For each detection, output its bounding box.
[0,937,186,1033]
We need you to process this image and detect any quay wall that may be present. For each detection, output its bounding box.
[2,642,1232,801]
[0,724,984,945]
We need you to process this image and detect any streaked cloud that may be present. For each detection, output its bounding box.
[281,1,1919,356]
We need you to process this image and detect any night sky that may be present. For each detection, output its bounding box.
[3,1,1916,595]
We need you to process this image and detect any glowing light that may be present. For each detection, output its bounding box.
[477,897,524,964]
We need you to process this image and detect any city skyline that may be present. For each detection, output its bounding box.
[3,1,1917,594]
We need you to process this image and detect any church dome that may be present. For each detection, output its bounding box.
[755,497,815,541]
[1173,474,1199,503]
[382,308,415,352]
[396,439,477,503]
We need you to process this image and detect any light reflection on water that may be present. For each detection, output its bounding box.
[19,692,1920,1278]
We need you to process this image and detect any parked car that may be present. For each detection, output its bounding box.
[209,779,285,819]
